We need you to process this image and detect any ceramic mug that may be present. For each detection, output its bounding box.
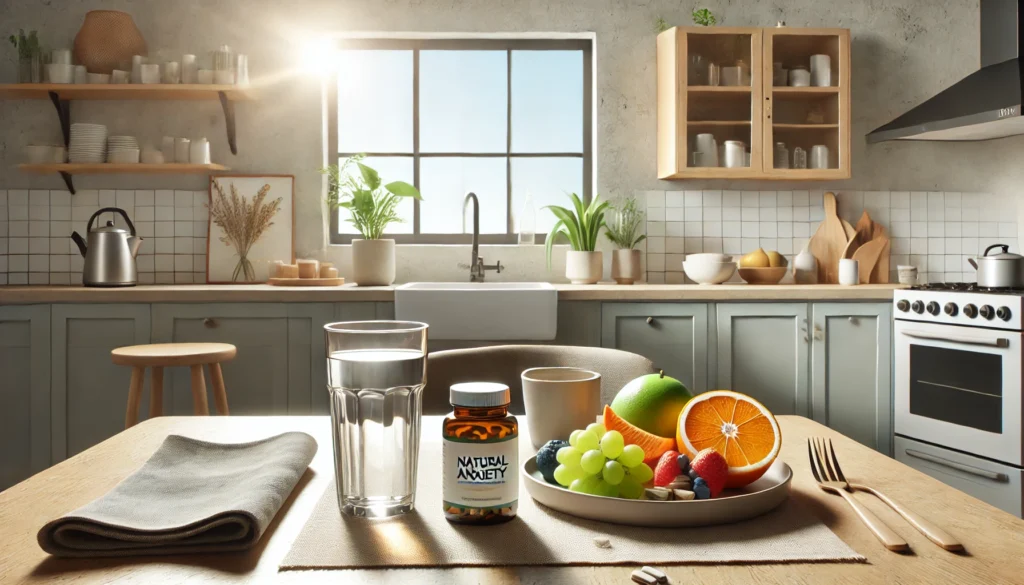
[897,265,919,285]
[521,367,602,448]
[839,258,859,286]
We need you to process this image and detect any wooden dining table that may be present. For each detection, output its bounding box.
[2,415,1022,584]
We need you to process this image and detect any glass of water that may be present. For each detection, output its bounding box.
[325,321,428,518]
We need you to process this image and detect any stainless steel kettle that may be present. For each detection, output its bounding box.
[71,207,143,287]
[967,244,1024,288]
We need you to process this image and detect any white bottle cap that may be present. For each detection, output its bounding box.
[450,382,511,408]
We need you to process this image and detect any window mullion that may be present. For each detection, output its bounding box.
[412,48,421,235]
[506,49,513,238]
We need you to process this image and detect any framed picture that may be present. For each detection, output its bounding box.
[206,175,295,284]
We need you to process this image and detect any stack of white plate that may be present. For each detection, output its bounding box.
[68,123,107,163]
[107,135,140,163]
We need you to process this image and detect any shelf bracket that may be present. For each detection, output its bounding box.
[218,91,238,155]
[47,91,71,147]
[58,171,75,195]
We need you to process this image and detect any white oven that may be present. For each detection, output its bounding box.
[894,319,1023,467]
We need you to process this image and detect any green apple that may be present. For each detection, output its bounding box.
[610,372,692,438]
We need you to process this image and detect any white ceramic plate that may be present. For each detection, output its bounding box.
[522,457,791,527]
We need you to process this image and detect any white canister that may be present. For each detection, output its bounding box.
[140,63,160,84]
[174,138,191,163]
[793,249,818,284]
[789,66,810,87]
[161,136,176,163]
[839,258,859,286]
[694,133,718,167]
[182,54,198,84]
[73,65,87,84]
[163,61,181,84]
[810,145,830,169]
[131,54,146,84]
[189,138,211,164]
[723,140,746,168]
[111,69,130,84]
[235,54,249,86]
[810,54,832,87]
[721,66,741,86]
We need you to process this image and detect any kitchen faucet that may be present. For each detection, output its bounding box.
[460,192,502,282]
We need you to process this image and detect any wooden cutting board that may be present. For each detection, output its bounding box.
[870,235,891,284]
[852,237,887,284]
[842,211,874,259]
[807,192,848,284]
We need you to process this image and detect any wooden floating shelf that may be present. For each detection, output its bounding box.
[688,120,751,127]
[19,163,229,175]
[687,86,752,93]
[772,123,840,129]
[0,83,254,101]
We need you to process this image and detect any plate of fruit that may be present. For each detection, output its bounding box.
[522,373,791,528]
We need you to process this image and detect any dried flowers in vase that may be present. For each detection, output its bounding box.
[208,180,283,282]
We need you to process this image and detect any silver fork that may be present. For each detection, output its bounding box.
[813,437,964,551]
[808,437,909,552]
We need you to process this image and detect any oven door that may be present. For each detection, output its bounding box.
[894,319,1022,467]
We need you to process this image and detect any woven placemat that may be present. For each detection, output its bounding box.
[282,438,862,569]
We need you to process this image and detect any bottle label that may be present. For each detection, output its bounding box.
[442,435,518,509]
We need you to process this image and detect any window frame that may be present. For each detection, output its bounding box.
[327,37,594,245]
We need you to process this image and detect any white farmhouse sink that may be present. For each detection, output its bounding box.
[395,282,557,341]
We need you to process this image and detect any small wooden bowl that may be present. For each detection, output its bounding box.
[738,266,787,285]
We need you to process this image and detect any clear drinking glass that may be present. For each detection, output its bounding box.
[326,321,429,518]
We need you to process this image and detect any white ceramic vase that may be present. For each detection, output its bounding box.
[566,250,603,285]
[611,249,642,285]
[351,238,395,286]
[792,248,818,284]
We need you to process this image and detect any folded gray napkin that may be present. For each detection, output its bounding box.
[38,431,317,557]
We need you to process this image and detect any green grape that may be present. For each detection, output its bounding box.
[568,429,583,447]
[576,429,600,452]
[619,476,644,499]
[586,422,607,437]
[554,463,585,487]
[594,479,620,498]
[602,460,625,485]
[618,444,645,468]
[569,475,602,494]
[628,462,654,484]
[580,449,607,474]
[599,430,625,459]
[556,446,582,466]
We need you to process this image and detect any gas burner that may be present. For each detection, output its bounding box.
[912,282,1024,295]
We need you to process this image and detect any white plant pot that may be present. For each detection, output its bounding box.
[611,249,642,285]
[566,250,603,285]
[351,238,396,286]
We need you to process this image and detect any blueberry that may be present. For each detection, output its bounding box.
[693,483,711,500]
[693,477,707,486]
[676,454,690,474]
[687,468,701,481]
[536,440,569,484]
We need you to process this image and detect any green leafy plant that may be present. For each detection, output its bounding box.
[605,195,647,250]
[655,17,670,33]
[692,8,717,26]
[322,154,422,240]
[8,29,40,60]
[544,192,610,267]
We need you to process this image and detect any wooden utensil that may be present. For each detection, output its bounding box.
[870,236,891,284]
[852,238,887,284]
[843,211,874,259]
[807,192,849,284]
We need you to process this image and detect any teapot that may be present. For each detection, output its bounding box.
[71,207,143,287]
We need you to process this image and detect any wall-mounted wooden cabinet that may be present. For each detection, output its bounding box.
[657,26,850,180]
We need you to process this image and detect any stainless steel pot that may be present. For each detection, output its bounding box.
[968,244,1024,288]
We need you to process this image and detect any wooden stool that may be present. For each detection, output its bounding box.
[111,343,237,428]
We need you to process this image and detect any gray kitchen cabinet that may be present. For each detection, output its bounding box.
[715,303,810,416]
[811,303,893,455]
[0,305,50,489]
[51,304,151,461]
[602,303,709,394]
[557,302,603,347]
[151,303,335,416]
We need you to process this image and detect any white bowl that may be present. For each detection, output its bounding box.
[46,63,74,84]
[25,145,55,164]
[683,259,737,284]
[108,149,140,164]
[686,253,733,263]
[87,73,111,84]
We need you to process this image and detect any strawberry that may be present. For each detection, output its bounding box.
[653,450,680,487]
[689,448,729,498]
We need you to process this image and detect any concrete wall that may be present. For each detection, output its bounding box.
[2,0,1015,283]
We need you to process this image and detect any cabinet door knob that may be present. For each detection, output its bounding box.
[646,317,654,325]
[204,318,217,328]
[848,316,859,324]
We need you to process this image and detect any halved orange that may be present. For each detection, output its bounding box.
[675,390,781,488]
[603,405,676,463]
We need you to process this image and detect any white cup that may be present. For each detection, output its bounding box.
[140,147,164,164]
[161,136,176,163]
[810,54,832,87]
[111,69,130,84]
[163,61,181,84]
[182,54,198,83]
[197,69,215,84]
[789,66,811,87]
[839,258,859,286]
[213,69,235,85]
[46,64,74,84]
[51,48,72,64]
[521,367,602,449]
[73,65,87,84]
[140,63,160,84]
[810,144,830,169]
[897,265,919,285]
[87,72,110,84]
[25,145,55,164]
[131,54,146,83]
[189,138,210,164]
[174,138,191,163]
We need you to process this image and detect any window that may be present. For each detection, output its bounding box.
[327,38,593,244]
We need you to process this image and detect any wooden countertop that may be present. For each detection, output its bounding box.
[1,415,1020,585]
[0,283,903,303]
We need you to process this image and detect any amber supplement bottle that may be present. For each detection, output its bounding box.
[442,382,518,524]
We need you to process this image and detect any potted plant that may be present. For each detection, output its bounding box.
[544,192,609,285]
[8,29,42,83]
[605,195,647,284]
[323,155,422,286]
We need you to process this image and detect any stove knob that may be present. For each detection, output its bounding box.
[896,299,910,312]
[944,302,958,316]
[980,305,995,320]
[963,304,978,318]
[911,301,924,314]
[997,307,1012,321]
[926,301,940,316]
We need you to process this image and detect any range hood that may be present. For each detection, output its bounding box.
[867,1,1024,143]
